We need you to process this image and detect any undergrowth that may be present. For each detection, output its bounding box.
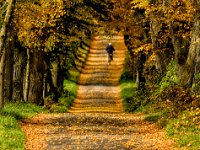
[120,60,200,149]
[46,80,77,113]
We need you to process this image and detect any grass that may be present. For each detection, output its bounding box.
[63,80,78,97]
[120,79,137,111]
[120,79,137,99]
[166,108,200,150]
[0,102,46,150]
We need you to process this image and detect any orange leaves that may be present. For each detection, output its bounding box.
[156,85,199,118]
[21,113,175,149]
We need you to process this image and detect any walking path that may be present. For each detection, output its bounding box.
[21,34,174,150]
[68,35,127,113]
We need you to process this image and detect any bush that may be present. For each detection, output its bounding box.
[159,60,179,90]
[46,80,77,113]
[154,85,200,118]
[125,90,150,112]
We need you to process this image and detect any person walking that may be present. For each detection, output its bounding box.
[106,43,115,65]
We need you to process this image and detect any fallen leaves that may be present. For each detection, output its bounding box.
[21,113,175,149]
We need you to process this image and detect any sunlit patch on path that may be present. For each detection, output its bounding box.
[21,35,174,149]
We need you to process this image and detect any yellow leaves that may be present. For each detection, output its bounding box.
[134,43,152,54]
[167,0,194,23]
[14,0,68,50]
[131,0,149,9]
[146,52,156,64]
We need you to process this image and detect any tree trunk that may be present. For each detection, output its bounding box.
[43,73,47,99]
[0,0,16,108]
[0,50,6,108]
[179,11,200,87]
[24,48,30,102]
[47,67,59,102]
[169,23,190,79]
[136,52,146,90]
[51,62,58,89]
[150,19,165,73]
[12,47,26,102]
[57,56,64,94]
[51,56,65,94]
[136,70,140,90]
[128,50,136,81]
[4,30,14,103]
[28,51,45,105]
[0,0,15,60]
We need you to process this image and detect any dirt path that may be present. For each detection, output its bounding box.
[21,113,174,150]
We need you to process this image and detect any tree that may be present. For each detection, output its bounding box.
[12,0,111,104]
[0,0,16,108]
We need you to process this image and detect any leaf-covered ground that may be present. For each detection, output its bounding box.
[21,112,175,150]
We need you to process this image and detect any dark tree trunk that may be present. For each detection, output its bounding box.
[47,67,59,102]
[12,46,26,102]
[57,56,64,94]
[124,35,136,80]
[136,51,146,90]
[4,30,14,102]
[45,55,64,102]
[128,50,136,80]
[28,51,45,105]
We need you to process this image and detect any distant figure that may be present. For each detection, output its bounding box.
[106,43,115,64]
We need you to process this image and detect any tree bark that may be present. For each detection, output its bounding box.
[0,0,15,108]
[24,48,30,102]
[179,10,200,87]
[0,0,15,60]
[4,30,14,103]
[12,47,26,102]
[150,19,165,73]
[43,73,47,99]
[0,50,6,108]
[28,50,45,105]
[47,67,59,102]
[57,56,64,94]
[136,51,146,90]
[51,62,58,89]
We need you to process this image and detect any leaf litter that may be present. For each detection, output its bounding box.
[21,112,176,150]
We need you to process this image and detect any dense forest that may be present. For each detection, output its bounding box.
[0,0,199,106]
